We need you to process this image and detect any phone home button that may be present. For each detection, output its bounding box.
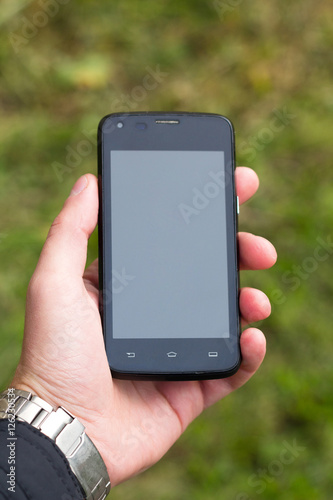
[167,352,177,358]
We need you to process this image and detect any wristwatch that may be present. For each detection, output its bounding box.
[0,389,111,500]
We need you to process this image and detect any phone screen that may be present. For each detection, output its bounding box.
[110,150,230,340]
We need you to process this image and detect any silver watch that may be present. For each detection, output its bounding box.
[0,389,111,500]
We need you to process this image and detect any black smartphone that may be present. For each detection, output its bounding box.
[98,112,240,380]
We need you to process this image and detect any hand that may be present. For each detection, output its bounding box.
[11,168,276,486]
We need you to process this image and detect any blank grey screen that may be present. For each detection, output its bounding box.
[110,150,230,339]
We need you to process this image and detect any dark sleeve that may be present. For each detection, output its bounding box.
[0,419,84,500]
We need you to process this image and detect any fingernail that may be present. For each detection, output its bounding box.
[70,175,88,196]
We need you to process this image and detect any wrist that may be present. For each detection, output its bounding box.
[0,387,111,499]
[11,378,112,476]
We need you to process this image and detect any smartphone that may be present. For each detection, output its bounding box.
[98,112,240,380]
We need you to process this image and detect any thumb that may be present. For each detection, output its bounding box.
[35,174,98,279]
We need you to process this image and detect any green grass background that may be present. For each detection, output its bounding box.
[1,0,333,498]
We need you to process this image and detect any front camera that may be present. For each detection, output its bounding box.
[117,122,124,129]
[136,123,147,130]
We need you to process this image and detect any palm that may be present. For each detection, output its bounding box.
[14,259,209,484]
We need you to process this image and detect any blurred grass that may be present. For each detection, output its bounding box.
[1,0,333,498]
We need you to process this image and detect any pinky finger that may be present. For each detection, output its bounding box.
[226,327,267,391]
[199,328,266,407]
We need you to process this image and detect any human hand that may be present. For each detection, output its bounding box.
[11,168,276,486]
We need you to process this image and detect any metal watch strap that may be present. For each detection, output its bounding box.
[0,389,111,500]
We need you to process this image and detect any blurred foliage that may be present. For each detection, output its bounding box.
[1,0,333,498]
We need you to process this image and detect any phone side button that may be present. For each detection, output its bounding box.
[236,196,240,215]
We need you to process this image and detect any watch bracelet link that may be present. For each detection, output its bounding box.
[0,389,111,500]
